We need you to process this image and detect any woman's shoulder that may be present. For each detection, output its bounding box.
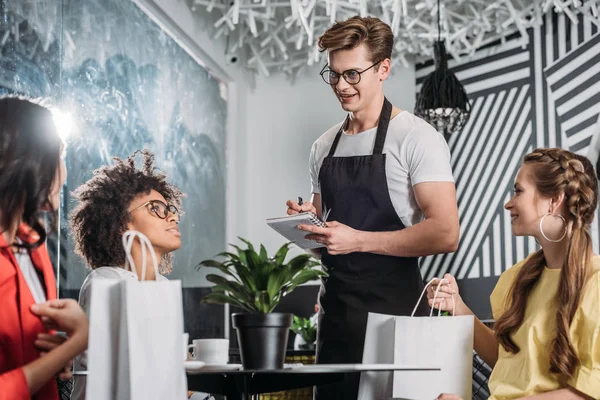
[85,266,137,282]
[497,254,532,285]
[489,254,534,317]
[81,266,168,289]
[79,266,136,301]
[591,255,600,274]
[583,255,600,302]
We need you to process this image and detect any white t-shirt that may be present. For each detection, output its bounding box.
[71,266,168,400]
[309,111,454,227]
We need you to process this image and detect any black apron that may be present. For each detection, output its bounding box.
[315,98,429,400]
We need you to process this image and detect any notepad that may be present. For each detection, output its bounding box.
[266,212,327,249]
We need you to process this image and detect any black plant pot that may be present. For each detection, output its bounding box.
[232,313,293,370]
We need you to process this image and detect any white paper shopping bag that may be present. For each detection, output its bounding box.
[86,279,123,400]
[359,279,474,400]
[86,230,187,400]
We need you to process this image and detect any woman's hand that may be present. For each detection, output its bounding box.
[427,274,467,316]
[22,300,89,395]
[35,333,73,380]
[31,299,89,350]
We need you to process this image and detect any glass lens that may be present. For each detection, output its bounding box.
[150,200,168,218]
[167,205,180,217]
[326,70,339,84]
[344,70,360,84]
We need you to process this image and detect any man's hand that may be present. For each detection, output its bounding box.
[35,333,73,381]
[299,221,361,255]
[436,394,463,400]
[286,199,317,215]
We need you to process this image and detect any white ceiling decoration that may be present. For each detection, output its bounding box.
[188,0,600,78]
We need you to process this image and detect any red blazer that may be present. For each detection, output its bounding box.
[0,224,58,400]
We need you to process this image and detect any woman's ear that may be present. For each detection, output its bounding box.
[125,218,135,233]
[550,193,566,214]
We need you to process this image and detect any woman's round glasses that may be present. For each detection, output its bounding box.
[129,199,180,220]
[320,60,382,85]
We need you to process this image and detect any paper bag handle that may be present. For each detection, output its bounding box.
[411,278,456,317]
[122,230,159,282]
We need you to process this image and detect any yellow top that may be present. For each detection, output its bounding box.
[488,254,600,400]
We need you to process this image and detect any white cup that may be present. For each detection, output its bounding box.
[183,333,189,361]
[187,339,229,365]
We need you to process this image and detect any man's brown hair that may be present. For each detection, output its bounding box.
[318,16,393,65]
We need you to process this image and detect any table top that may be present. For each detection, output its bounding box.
[187,363,440,375]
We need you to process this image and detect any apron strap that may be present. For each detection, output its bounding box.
[326,116,349,158]
[373,97,392,155]
[326,97,393,157]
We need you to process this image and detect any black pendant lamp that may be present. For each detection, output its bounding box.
[414,0,471,140]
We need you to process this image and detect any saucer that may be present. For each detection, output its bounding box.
[184,361,206,371]
[201,363,242,372]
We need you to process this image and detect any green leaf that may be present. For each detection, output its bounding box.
[222,255,256,293]
[273,242,292,266]
[254,291,271,313]
[259,244,268,263]
[285,270,327,294]
[201,293,255,313]
[237,237,255,253]
[196,260,240,282]
[196,259,226,269]
[266,273,284,302]
[215,252,240,262]
[205,274,253,304]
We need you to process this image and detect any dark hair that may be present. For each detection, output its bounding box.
[495,148,598,380]
[0,96,62,248]
[318,16,393,65]
[70,150,183,273]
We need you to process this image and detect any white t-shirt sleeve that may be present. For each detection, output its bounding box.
[309,141,321,194]
[404,123,454,185]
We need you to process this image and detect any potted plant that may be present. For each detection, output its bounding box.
[291,315,317,351]
[197,238,327,370]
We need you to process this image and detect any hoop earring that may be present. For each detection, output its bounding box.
[539,213,567,243]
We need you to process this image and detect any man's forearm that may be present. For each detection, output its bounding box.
[357,218,459,257]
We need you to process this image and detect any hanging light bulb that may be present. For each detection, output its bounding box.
[414,0,471,140]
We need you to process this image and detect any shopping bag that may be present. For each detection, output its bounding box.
[86,230,187,400]
[85,279,123,399]
[359,279,474,399]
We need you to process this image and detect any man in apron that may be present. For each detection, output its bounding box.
[286,16,459,400]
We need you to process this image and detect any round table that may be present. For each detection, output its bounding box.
[187,363,440,400]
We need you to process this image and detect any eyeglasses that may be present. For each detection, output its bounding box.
[320,60,383,85]
[129,199,180,220]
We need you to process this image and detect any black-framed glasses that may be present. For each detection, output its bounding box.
[320,60,383,85]
[129,199,180,220]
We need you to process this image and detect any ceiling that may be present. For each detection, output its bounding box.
[186,0,600,78]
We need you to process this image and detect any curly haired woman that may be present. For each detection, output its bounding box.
[430,148,599,400]
[70,149,184,400]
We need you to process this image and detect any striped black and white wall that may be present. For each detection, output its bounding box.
[416,11,600,318]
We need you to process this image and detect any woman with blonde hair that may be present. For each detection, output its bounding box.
[431,148,599,400]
